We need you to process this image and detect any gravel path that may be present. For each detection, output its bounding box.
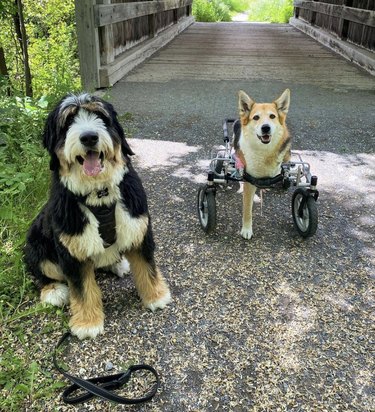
[28,23,374,411]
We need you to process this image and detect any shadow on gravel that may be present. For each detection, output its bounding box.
[117,137,375,411]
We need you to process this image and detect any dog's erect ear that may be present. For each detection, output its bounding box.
[238,91,255,124]
[274,89,290,115]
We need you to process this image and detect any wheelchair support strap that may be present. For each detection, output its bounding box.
[243,171,284,188]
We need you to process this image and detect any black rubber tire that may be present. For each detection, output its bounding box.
[197,185,217,233]
[292,188,318,238]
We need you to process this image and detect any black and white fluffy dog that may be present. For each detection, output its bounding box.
[24,93,171,339]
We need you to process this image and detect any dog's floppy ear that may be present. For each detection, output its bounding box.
[42,105,61,171]
[274,89,290,116]
[238,90,255,125]
[112,112,135,157]
[101,100,135,158]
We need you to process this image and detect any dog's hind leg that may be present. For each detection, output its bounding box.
[126,250,171,312]
[67,261,104,340]
[241,182,257,239]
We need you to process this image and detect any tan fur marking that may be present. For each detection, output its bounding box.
[126,251,170,306]
[81,102,108,117]
[59,214,104,261]
[55,147,71,176]
[40,260,65,281]
[69,261,104,331]
[59,106,78,128]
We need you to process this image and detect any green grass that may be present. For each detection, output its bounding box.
[247,0,294,23]
[193,0,293,23]
[0,91,69,411]
[193,0,232,22]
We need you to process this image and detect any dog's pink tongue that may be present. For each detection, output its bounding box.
[83,152,101,176]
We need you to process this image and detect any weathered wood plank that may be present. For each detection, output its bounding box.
[95,0,193,27]
[290,17,375,75]
[123,22,375,87]
[294,1,375,27]
[98,0,115,65]
[75,0,100,90]
[99,15,194,87]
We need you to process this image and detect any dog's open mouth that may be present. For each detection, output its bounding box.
[258,134,271,144]
[77,151,104,176]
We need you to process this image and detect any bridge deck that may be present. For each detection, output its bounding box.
[123,22,374,90]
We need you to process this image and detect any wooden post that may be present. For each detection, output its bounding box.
[148,0,157,38]
[75,0,101,90]
[339,0,353,40]
[148,13,156,38]
[97,0,115,65]
[310,0,317,26]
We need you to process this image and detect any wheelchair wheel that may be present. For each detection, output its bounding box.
[197,185,216,233]
[292,188,318,238]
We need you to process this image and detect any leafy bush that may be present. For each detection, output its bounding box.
[247,0,294,23]
[193,0,232,22]
[223,0,249,13]
[0,90,50,295]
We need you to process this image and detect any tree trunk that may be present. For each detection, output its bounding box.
[0,46,12,96]
[14,0,32,97]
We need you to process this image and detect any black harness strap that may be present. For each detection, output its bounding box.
[243,171,284,188]
[86,203,117,247]
[53,332,160,405]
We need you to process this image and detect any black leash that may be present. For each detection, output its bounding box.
[53,332,160,405]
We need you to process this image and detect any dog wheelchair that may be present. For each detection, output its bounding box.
[197,119,319,238]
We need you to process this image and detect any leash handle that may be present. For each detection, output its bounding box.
[53,332,160,405]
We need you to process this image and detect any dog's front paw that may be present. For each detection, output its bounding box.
[111,258,131,278]
[241,226,253,239]
[41,283,69,307]
[69,320,104,340]
[144,289,172,312]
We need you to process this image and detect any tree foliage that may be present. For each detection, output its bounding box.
[0,0,80,98]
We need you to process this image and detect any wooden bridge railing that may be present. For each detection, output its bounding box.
[75,0,194,90]
[291,0,375,74]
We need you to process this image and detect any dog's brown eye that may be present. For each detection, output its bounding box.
[270,114,276,119]
[253,115,260,121]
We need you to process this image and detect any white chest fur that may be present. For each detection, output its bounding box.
[239,131,285,178]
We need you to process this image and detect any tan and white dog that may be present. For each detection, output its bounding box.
[233,89,291,239]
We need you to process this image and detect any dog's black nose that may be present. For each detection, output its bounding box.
[261,124,271,134]
[80,132,99,147]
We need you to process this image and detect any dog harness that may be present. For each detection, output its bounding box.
[87,202,117,247]
[81,188,117,248]
[242,170,284,188]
